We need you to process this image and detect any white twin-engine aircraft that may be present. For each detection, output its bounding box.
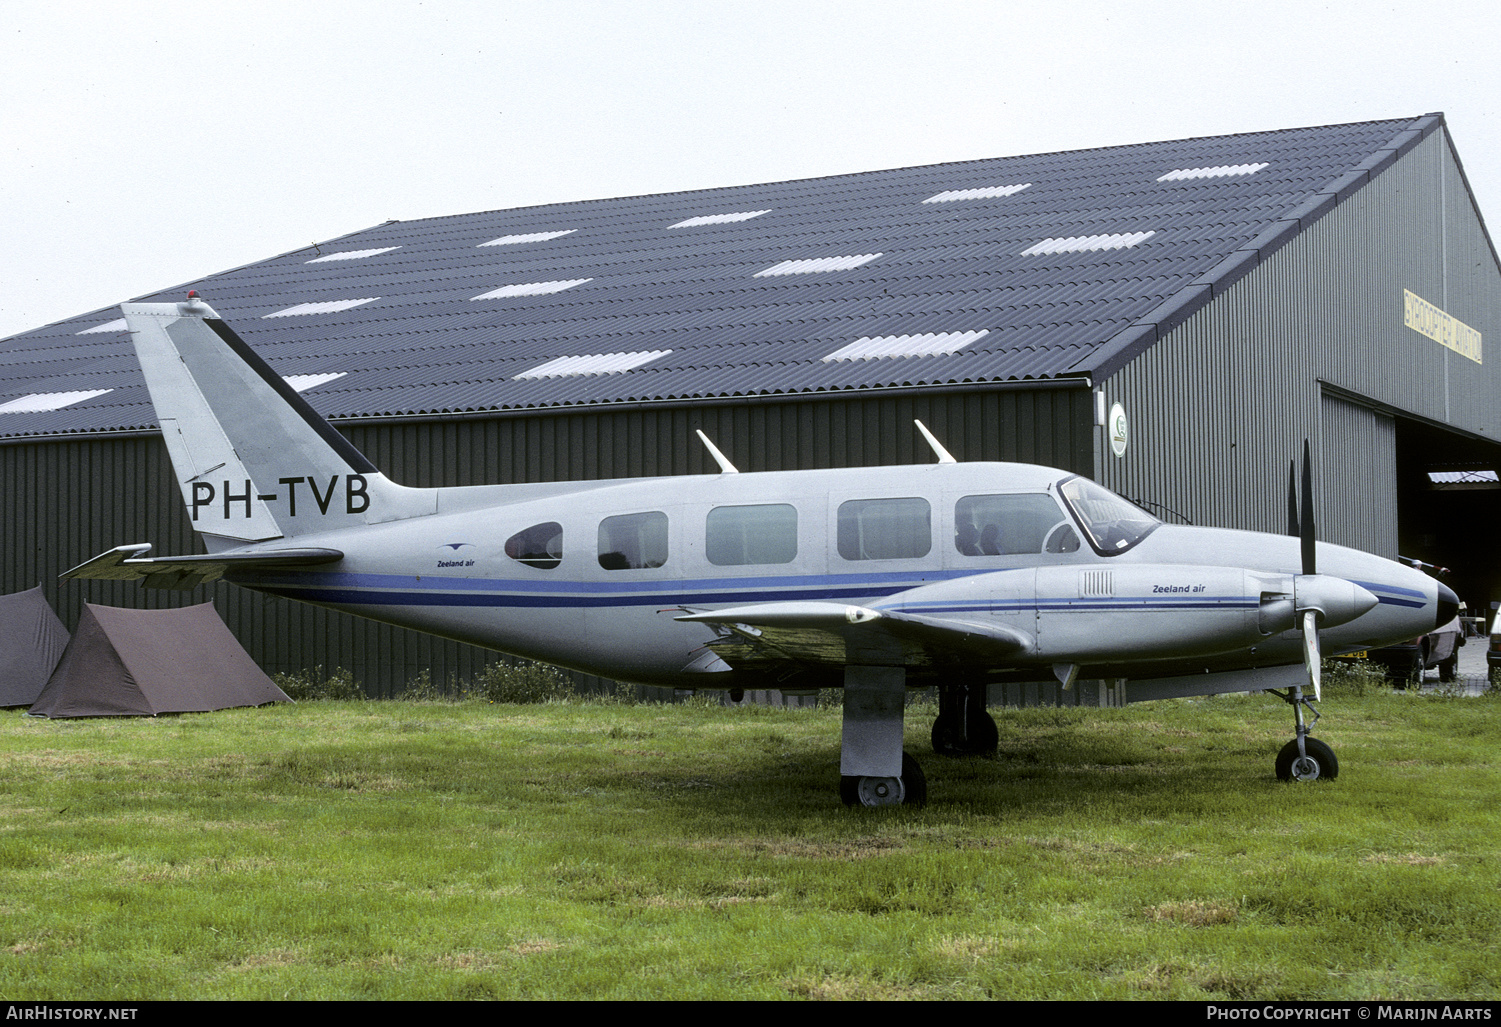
[64,296,1456,806]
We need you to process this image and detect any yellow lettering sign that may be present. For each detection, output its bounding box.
[1404,289,1482,364]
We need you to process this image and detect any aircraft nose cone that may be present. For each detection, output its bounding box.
[1435,582,1459,630]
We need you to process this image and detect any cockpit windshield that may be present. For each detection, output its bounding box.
[1056,476,1160,555]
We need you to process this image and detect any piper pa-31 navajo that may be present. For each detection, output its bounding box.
[64,296,1457,806]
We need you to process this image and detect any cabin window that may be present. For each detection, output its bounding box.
[706,504,797,566]
[954,494,1078,556]
[598,511,669,570]
[505,521,563,569]
[1057,476,1159,555]
[837,498,931,561]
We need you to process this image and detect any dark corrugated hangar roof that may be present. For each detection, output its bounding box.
[0,114,1445,440]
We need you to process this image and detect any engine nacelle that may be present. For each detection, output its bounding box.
[1024,564,1284,662]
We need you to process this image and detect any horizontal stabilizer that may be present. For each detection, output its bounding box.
[62,544,344,591]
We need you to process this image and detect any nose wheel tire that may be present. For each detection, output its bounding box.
[1275,737,1338,782]
[841,752,927,807]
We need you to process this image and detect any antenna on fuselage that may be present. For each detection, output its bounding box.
[695,430,739,474]
[914,420,957,464]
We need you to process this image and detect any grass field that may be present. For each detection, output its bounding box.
[1,678,1498,1000]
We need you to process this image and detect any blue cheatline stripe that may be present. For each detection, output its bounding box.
[234,568,979,609]
[893,598,1260,615]
[234,567,1429,614]
[234,566,983,594]
[251,584,913,608]
[1349,578,1425,598]
[245,580,1259,615]
[1350,579,1429,610]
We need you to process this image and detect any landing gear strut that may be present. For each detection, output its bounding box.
[1270,683,1338,782]
[931,681,999,756]
[839,666,926,807]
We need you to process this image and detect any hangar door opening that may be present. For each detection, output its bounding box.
[1395,417,1501,626]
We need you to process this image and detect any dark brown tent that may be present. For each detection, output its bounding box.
[28,602,290,717]
[0,586,70,707]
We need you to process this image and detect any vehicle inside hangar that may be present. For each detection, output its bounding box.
[1396,418,1501,627]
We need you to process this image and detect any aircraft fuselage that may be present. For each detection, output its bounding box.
[223,460,1446,690]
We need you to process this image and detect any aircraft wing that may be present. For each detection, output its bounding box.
[675,601,1031,670]
[61,543,344,591]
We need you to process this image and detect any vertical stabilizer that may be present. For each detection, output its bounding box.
[122,299,435,549]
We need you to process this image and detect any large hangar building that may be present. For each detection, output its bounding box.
[3,112,1499,695]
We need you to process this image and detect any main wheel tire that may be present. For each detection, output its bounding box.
[930,711,957,755]
[840,752,927,807]
[1438,654,1458,683]
[899,752,927,806]
[1275,737,1338,782]
[1407,646,1429,690]
[931,708,999,756]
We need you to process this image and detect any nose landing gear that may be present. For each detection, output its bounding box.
[1271,683,1338,782]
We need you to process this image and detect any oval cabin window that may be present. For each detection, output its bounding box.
[505,522,563,570]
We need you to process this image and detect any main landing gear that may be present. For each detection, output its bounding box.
[1270,683,1338,782]
[839,666,928,807]
[931,680,999,756]
[837,671,1000,807]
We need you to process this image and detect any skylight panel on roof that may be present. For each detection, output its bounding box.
[284,372,347,393]
[305,247,401,263]
[668,210,771,229]
[754,254,883,277]
[822,330,989,363]
[478,230,576,247]
[1156,163,1269,182]
[0,389,112,413]
[264,298,380,318]
[513,350,671,379]
[923,184,1032,203]
[1020,232,1155,256]
[76,319,127,335]
[471,279,592,300]
[1428,470,1499,485]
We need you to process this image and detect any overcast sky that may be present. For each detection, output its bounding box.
[3,0,1499,341]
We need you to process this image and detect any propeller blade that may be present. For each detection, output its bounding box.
[1287,460,1300,537]
[1302,609,1322,703]
[1300,441,1316,576]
